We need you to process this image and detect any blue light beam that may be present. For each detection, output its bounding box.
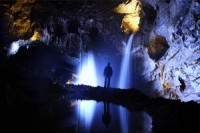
[76,52,98,130]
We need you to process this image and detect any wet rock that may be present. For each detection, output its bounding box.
[142,0,200,102]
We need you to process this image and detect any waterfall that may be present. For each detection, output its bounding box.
[76,52,98,130]
[118,34,134,133]
[118,34,134,89]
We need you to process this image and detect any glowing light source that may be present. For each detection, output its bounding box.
[66,80,73,85]
[76,52,98,86]
[77,100,96,129]
[8,40,29,55]
[122,15,140,35]
[8,41,21,55]
[118,34,134,89]
[66,74,78,85]
[113,0,142,14]
[30,30,42,41]
[76,52,98,129]
[118,34,134,133]
[114,0,142,33]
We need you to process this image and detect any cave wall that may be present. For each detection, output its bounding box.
[0,0,124,57]
[135,0,200,102]
[0,0,200,102]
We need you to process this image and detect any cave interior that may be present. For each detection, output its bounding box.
[0,0,200,133]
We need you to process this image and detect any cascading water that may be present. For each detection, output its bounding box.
[118,34,134,133]
[118,34,134,88]
[75,52,99,131]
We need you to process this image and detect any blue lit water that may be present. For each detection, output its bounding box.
[75,100,152,133]
[3,97,198,133]
[117,34,134,133]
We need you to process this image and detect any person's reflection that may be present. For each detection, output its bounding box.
[102,102,111,128]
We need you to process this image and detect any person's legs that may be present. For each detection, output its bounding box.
[104,76,107,88]
[107,76,111,88]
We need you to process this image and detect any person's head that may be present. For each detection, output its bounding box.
[107,62,110,66]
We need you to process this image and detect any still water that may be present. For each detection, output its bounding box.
[76,100,152,133]
[2,97,199,133]
[2,99,152,133]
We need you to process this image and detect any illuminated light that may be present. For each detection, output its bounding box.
[66,80,73,85]
[77,100,96,129]
[8,39,30,55]
[118,34,134,133]
[113,0,142,14]
[118,34,134,89]
[65,74,78,85]
[70,101,77,107]
[8,41,20,55]
[72,73,78,78]
[114,0,142,33]
[72,73,79,82]
[30,30,42,41]
[122,15,140,34]
[76,52,98,129]
[143,111,153,132]
[76,52,98,87]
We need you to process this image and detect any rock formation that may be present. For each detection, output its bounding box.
[0,0,199,102]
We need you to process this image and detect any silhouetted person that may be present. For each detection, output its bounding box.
[102,102,111,128]
[104,63,113,88]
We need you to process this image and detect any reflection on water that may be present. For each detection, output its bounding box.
[76,100,152,133]
[102,102,111,128]
[2,97,199,133]
[76,100,96,130]
[119,106,128,133]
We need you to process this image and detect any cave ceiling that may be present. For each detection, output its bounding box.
[0,0,125,37]
[0,0,132,54]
